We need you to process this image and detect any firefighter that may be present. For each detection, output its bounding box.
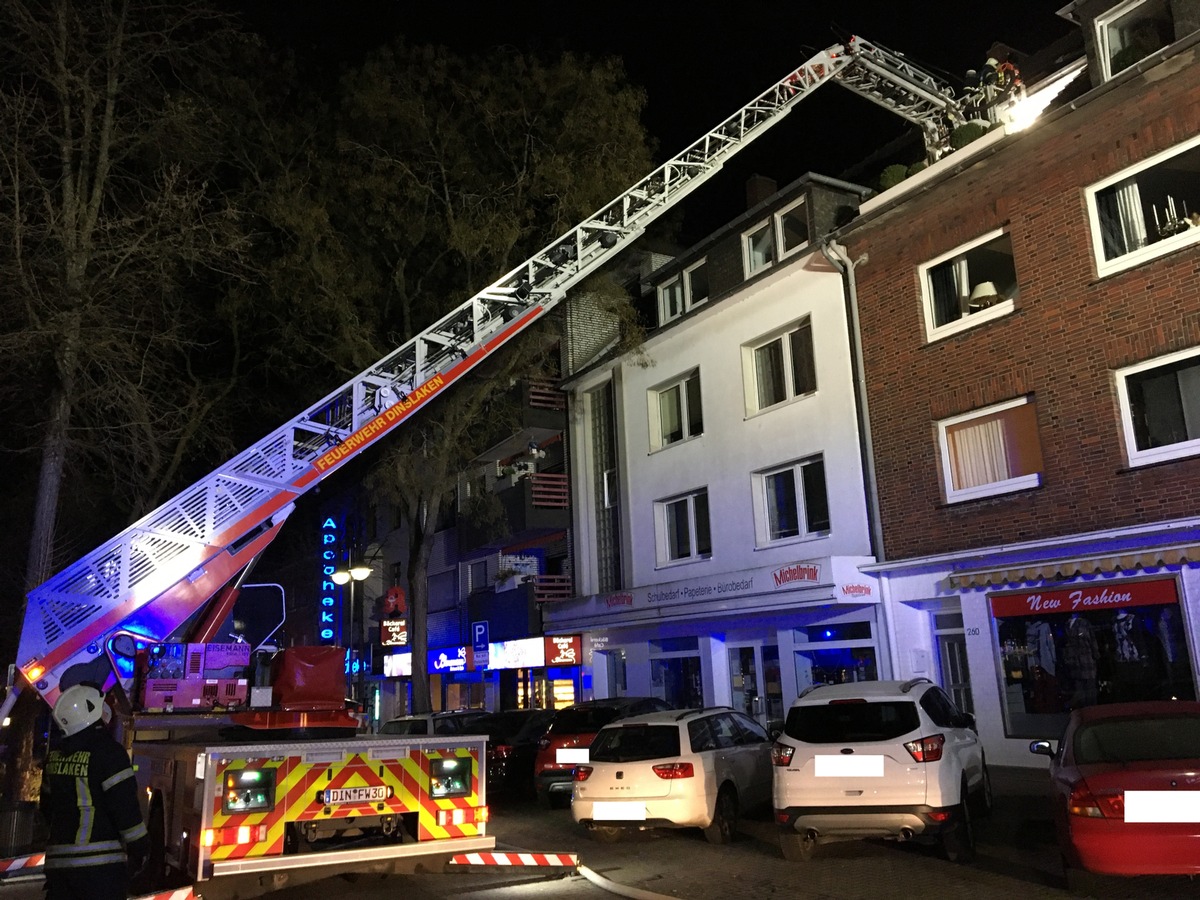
[39,684,149,900]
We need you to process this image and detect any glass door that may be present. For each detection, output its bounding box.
[728,643,783,730]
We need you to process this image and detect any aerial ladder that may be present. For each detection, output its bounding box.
[10,36,967,717]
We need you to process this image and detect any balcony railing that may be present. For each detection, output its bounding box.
[527,378,566,411]
[529,472,568,508]
[534,574,573,602]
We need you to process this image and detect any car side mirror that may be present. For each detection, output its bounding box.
[1029,739,1054,757]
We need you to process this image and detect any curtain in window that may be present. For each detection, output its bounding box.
[949,418,1010,490]
[766,470,799,540]
[660,385,683,444]
[755,340,786,408]
[1097,177,1148,260]
[929,261,962,327]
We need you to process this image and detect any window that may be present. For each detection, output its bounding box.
[1116,346,1200,466]
[752,456,830,546]
[656,488,711,564]
[649,370,703,449]
[1097,0,1173,80]
[744,318,816,414]
[777,197,810,259]
[1087,135,1200,276]
[920,230,1017,337]
[938,397,1044,503]
[468,559,488,593]
[743,221,775,275]
[656,258,709,325]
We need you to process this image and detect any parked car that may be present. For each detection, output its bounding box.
[378,708,490,736]
[534,696,673,807]
[1030,699,1200,888]
[472,708,556,799]
[572,706,773,844]
[772,678,990,862]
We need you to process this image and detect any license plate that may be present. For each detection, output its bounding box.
[592,801,646,821]
[323,786,389,804]
[815,755,884,777]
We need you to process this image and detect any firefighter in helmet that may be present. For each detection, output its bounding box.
[39,684,148,900]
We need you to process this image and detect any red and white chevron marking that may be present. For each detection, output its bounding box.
[129,889,196,900]
[0,853,44,875]
[450,850,579,868]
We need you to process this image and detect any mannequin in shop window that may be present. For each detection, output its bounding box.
[1111,609,1155,702]
[1062,613,1099,708]
[1025,618,1061,713]
[1156,606,1195,700]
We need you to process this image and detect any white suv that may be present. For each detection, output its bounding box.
[772,678,991,862]
[572,707,774,844]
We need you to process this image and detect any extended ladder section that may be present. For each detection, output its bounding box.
[17,38,965,705]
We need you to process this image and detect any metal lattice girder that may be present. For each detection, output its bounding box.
[18,41,896,704]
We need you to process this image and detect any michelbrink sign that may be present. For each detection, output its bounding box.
[988,577,1178,617]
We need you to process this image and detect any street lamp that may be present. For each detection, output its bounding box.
[331,562,372,703]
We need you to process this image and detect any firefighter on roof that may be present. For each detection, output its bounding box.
[40,684,149,900]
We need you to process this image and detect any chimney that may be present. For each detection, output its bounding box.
[745,174,777,210]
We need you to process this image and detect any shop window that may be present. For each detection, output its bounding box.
[650,637,703,708]
[649,369,703,449]
[991,579,1194,739]
[938,397,1043,503]
[1097,0,1174,80]
[1087,134,1200,276]
[655,488,712,565]
[656,258,709,326]
[752,455,829,547]
[793,619,878,692]
[1116,346,1200,467]
[743,220,775,275]
[743,317,817,415]
[919,230,1017,339]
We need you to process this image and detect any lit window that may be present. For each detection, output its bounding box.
[1086,134,1200,276]
[777,197,810,259]
[656,258,709,325]
[1097,0,1174,80]
[656,489,711,564]
[938,398,1044,503]
[1116,346,1200,467]
[919,230,1017,338]
[752,456,829,546]
[744,318,816,414]
[650,370,703,449]
[743,221,775,275]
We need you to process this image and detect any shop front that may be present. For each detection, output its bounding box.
[545,556,883,732]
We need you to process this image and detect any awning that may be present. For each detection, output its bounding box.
[945,544,1200,590]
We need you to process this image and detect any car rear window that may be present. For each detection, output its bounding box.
[590,725,681,762]
[784,701,920,743]
[552,706,623,733]
[381,719,428,735]
[1074,715,1200,764]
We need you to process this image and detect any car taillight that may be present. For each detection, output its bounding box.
[492,744,514,759]
[1068,785,1124,818]
[652,762,694,779]
[903,734,944,762]
[771,742,795,767]
[574,766,593,782]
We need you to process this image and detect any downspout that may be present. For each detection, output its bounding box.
[821,238,901,677]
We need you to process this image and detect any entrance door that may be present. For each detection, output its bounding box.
[937,633,973,714]
[728,644,783,730]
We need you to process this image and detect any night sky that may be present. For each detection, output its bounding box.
[242,1,1080,240]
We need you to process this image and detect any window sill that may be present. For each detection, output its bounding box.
[654,555,712,572]
[925,300,1015,343]
[944,473,1041,504]
[744,389,816,421]
[754,532,829,552]
[648,433,703,455]
[1125,441,1200,469]
[1094,229,1200,280]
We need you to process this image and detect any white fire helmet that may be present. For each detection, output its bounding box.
[52,684,105,737]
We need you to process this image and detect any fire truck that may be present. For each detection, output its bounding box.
[6,35,971,898]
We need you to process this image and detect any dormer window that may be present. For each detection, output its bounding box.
[1098,0,1174,80]
[741,197,811,278]
[656,258,709,325]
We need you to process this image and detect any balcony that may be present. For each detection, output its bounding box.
[458,472,571,555]
[465,574,576,641]
[472,378,567,463]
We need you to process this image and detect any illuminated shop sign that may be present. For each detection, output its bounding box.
[381,620,409,647]
[431,646,467,673]
[383,652,412,678]
[988,578,1179,617]
[488,637,544,670]
[544,634,581,666]
[318,516,342,645]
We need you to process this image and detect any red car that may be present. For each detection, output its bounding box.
[1030,700,1200,886]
